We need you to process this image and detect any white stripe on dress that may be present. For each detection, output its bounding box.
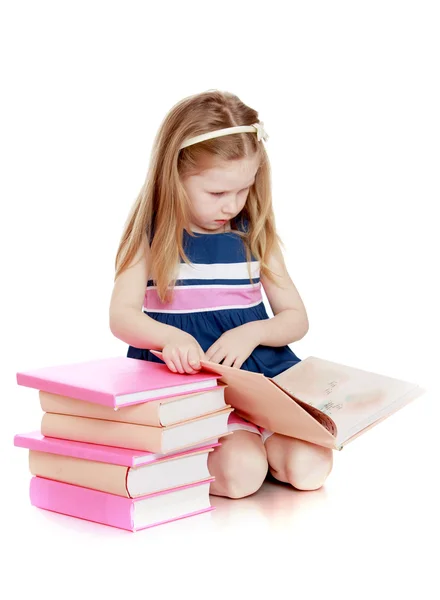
[146,283,261,291]
[174,261,260,281]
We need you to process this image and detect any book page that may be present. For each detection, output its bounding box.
[272,357,422,444]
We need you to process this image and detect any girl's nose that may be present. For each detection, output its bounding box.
[222,195,239,214]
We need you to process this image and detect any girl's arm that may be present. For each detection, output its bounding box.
[109,236,186,350]
[252,241,309,347]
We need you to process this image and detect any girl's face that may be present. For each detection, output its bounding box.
[181,154,261,234]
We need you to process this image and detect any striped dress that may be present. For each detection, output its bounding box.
[127,216,302,377]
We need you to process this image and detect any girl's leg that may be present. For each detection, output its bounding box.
[265,433,333,491]
[208,430,269,499]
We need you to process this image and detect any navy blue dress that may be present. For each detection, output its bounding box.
[127,216,302,376]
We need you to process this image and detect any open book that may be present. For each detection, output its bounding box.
[151,351,425,450]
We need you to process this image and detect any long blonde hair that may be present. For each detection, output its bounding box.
[114,89,285,303]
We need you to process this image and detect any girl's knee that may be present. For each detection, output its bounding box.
[225,449,268,498]
[208,431,268,499]
[286,443,333,490]
[267,435,333,491]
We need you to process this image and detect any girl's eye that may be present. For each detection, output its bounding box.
[210,187,250,197]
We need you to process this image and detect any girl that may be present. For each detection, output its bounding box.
[109,90,333,499]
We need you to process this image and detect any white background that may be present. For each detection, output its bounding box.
[1,1,439,598]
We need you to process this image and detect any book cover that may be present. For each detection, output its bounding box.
[14,431,222,466]
[17,356,220,408]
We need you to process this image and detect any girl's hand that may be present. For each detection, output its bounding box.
[205,323,262,369]
[162,331,206,374]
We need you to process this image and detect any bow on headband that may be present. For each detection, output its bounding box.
[253,121,269,142]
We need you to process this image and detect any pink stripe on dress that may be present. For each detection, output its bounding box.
[144,284,263,311]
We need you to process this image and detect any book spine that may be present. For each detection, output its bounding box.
[29,476,135,530]
[29,450,130,497]
[41,413,164,453]
[39,391,162,427]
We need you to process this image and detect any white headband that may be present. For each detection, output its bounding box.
[179,121,269,149]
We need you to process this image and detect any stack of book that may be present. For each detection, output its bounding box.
[14,356,233,532]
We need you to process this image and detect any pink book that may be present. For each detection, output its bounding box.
[29,476,215,532]
[14,431,222,467]
[16,356,220,407]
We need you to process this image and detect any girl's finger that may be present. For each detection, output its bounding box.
[171,351,185,374]
[162,350,177,373]
[188,348,201,370]
[167,360,177,372]
[207,349,224,364]
[183,348,198,374]
[204,345,217,362]
[222,354,237,368]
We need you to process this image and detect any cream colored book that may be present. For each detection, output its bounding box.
[28,447,214,498]
[41,407,233,454]
[39,382,228,427]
